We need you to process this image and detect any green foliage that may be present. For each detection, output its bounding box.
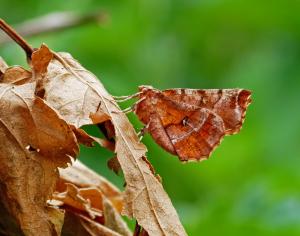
[1,0,300,235]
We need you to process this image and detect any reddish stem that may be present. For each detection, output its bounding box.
[0,19,34,58]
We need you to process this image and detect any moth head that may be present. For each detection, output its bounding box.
[138,85,154,92]
[138,85,160,99]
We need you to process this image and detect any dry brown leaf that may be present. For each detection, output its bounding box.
[103,197,131,236]
[61,212,92,236]
[0,82,78,235]
[70,126,115,150]
[80,214,123,236]
[140,230,150,236]
[107,156,121,174]
[51,186,132,235]
[0,56,8,75]
[0,66,32,85]
[71,126,96,147]
[57,160,123,213]
[52,183,103,219]
[61,212,123,236]
[46,206,65,236]
[34,50,104,127]
[91,135,115,151]
[36,47,187,235]
[31,44,53,79]
[0,198,24,236]
[53,160,131,235]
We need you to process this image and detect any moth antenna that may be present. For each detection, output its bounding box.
[113,92,142,102]
[132,96,146,108]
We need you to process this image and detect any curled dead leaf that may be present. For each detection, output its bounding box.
[57,160,123,213]
[52,161,131,236]
[31,43,53,79]
[0,66,32,85]
[52,183,103,219]
[0,81,78,235]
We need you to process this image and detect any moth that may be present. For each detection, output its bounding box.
[117,86,252,162]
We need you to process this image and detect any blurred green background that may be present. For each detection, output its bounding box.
[1,1,300,235]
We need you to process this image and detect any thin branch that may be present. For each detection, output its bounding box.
[0,19,34,58]
[0,11,108,45]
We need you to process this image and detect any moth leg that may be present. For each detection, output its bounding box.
[183,118,197,131]
[137,123,149,141]
[122,106,134,114]
[113,92,142,102]
[131,97,146,111]
[112,106,135,114]
[113,97,146,114]
[111,106,134,114]
[171,117,198,142]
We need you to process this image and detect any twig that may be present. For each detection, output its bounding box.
[0,11,108,45]
[0,19,34,58]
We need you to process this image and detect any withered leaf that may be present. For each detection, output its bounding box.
[46,206,65,236]
[103,197,131,236]
[54,160,131,235]
[107,156,121,174]
[71,127,96,147]
[57,160,123,212]
[52,183,103,219]
[0,82,78,235]
[0,57,31,85]
[135,86,252,161]
[36,46,187,235]
[0,66,32,85]
[0,56,8,75]
[31,43,53,79]
[80,214,123,236]
[62,212,123,236]
[34,50,106,127]
[0,198,24,236]
[71,126,115,150]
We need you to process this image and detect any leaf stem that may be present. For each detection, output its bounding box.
[0,19,34,58]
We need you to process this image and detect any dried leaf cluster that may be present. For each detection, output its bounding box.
[0,20,251,236]
[0,43,187,236]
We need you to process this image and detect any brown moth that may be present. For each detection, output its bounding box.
[134,86,252,162]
